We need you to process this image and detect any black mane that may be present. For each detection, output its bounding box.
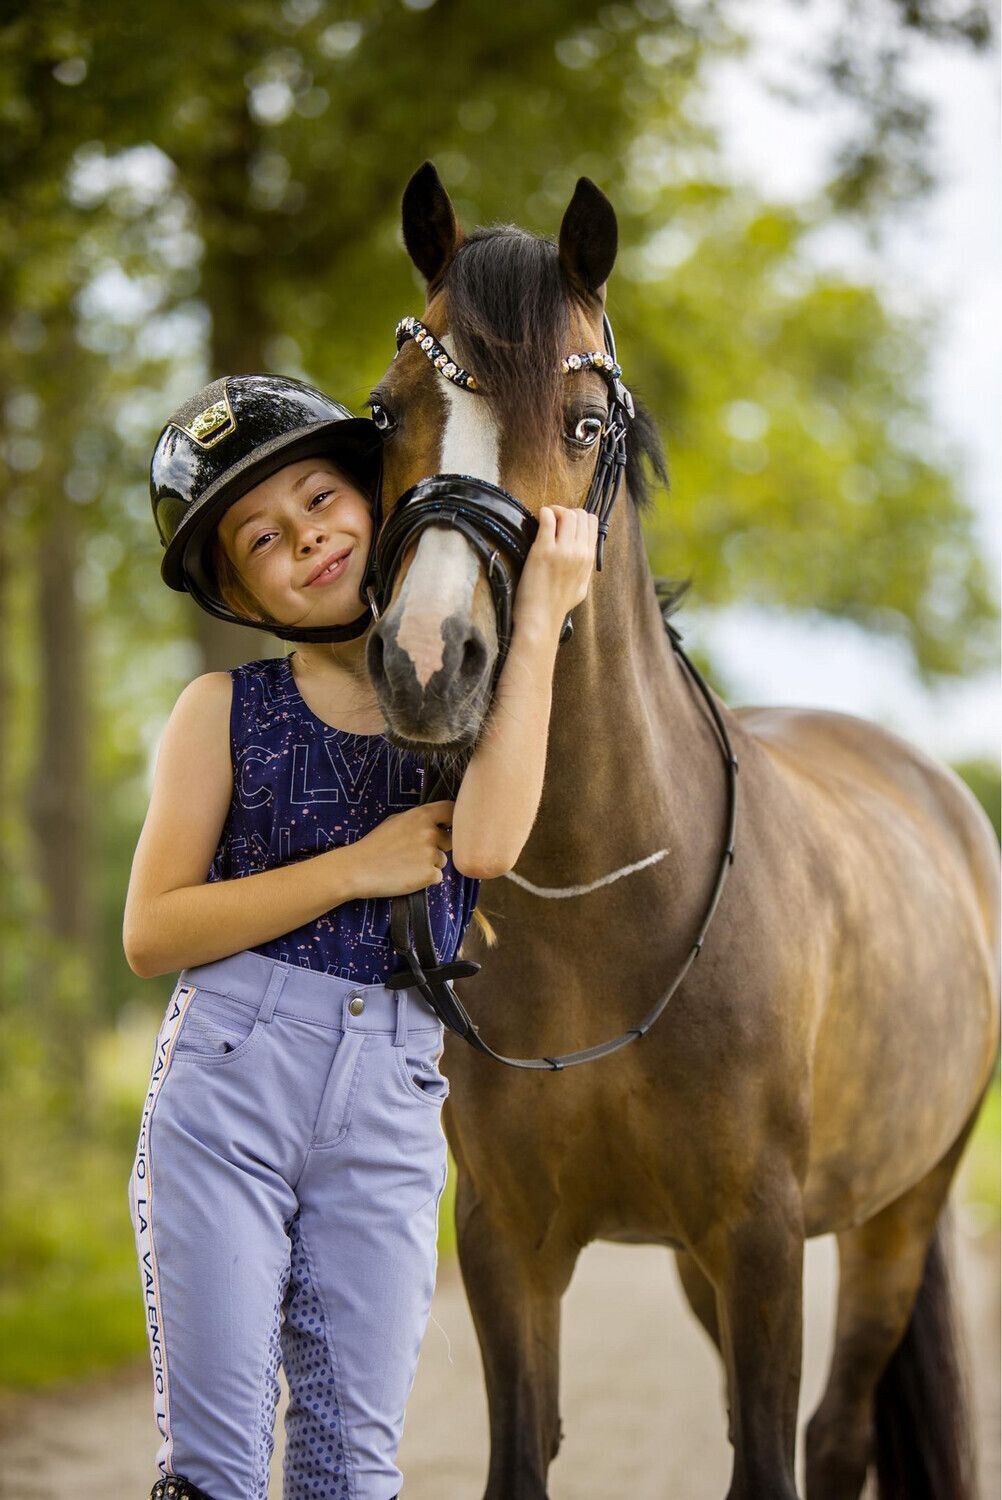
[443,226,668,511]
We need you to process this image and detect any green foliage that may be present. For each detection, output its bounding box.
[0,1141,145,1387]
[2,0,996,682]
[629,202,996,678]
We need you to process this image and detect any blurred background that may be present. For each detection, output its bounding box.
[0,0,998,1488]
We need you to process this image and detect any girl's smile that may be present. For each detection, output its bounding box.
[305,546,354,587]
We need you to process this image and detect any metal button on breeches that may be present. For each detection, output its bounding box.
[348,995,365,1015]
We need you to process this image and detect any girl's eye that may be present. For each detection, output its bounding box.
[371,401,397,435]
[249,491,332,552]
[567,415,604,448]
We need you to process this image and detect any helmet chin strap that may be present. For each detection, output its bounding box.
[184,564,377,643]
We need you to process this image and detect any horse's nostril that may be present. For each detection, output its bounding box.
[366,629,385,684]
[460,631,488,686]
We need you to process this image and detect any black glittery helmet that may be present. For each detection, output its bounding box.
[150,373,383,641]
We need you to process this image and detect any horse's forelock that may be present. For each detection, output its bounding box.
[440,224,668,510]
[443,227,569,457]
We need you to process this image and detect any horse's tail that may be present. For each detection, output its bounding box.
[873,1214,976,1499]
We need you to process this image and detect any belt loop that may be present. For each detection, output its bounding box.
[393,989,408,1049]
[258,963,288,1025]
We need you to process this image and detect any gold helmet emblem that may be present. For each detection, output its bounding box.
[179,391,236,447]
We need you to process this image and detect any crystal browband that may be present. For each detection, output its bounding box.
[394,315,478,390]
[560,350,622,376]
[394,314,626,395]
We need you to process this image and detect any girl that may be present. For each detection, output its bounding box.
[125,372,597,1500]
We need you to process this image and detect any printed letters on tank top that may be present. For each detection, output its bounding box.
[208,655,480,984]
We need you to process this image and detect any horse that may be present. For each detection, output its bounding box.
[363,160,1000,1500]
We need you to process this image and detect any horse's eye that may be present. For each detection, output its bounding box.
[371,401,397,435]
[568,415,604,447]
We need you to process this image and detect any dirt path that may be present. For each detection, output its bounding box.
[1,1231,997,1499]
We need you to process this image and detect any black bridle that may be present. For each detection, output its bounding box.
[367,310,739,1070]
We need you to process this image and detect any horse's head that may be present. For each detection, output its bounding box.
[364,161,663,755]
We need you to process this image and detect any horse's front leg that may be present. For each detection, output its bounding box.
[453,1165,578,1500]
[698,1172,805,1500]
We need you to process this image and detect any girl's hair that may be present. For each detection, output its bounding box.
[209,530,275,626]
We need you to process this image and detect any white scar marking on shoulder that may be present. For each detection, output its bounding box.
[439,374,501,482]
[503,848,669,898]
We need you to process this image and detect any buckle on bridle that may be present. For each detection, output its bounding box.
[614,379,635,419]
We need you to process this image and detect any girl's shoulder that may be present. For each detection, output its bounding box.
[229,654,286,682]
[223,654,304,739]
[199,655,287,708]
[170,669,233,716]
[165,661,277,774]
[160,672,233,778]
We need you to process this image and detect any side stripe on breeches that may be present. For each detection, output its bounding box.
[132,984,197,1479]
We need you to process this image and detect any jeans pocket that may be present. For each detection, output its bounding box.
[173,988,261,1063]
[395,1032,450,1107]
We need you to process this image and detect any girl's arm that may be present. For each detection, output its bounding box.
[123,673,453,979]
[451,505,598,879]
[123,674,361,978]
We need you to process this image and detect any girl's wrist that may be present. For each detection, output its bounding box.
[325,843,362,906]
[511,604,565,654]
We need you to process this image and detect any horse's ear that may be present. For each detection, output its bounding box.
[402,161,464,287]
[558,177,618,302]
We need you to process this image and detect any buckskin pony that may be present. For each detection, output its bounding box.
[363,160,1000,1500]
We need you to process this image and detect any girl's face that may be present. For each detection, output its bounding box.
[216,457,373,630]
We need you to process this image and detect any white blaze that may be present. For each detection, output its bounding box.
[439,374,502,483]
[395,366,500,690]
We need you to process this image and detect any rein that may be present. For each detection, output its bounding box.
[371,310,738,1070]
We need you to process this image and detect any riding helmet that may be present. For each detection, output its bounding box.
[150,373,383,641]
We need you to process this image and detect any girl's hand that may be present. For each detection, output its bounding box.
[513,505,599,638]
[344,800,455,897]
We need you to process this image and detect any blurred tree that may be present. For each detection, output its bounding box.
[0,18,110,1101]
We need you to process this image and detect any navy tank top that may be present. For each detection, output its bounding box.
[207,654,481,984]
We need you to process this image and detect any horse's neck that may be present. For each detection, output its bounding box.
[523,502,722,882]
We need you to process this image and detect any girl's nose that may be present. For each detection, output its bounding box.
[297,527,326,555]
